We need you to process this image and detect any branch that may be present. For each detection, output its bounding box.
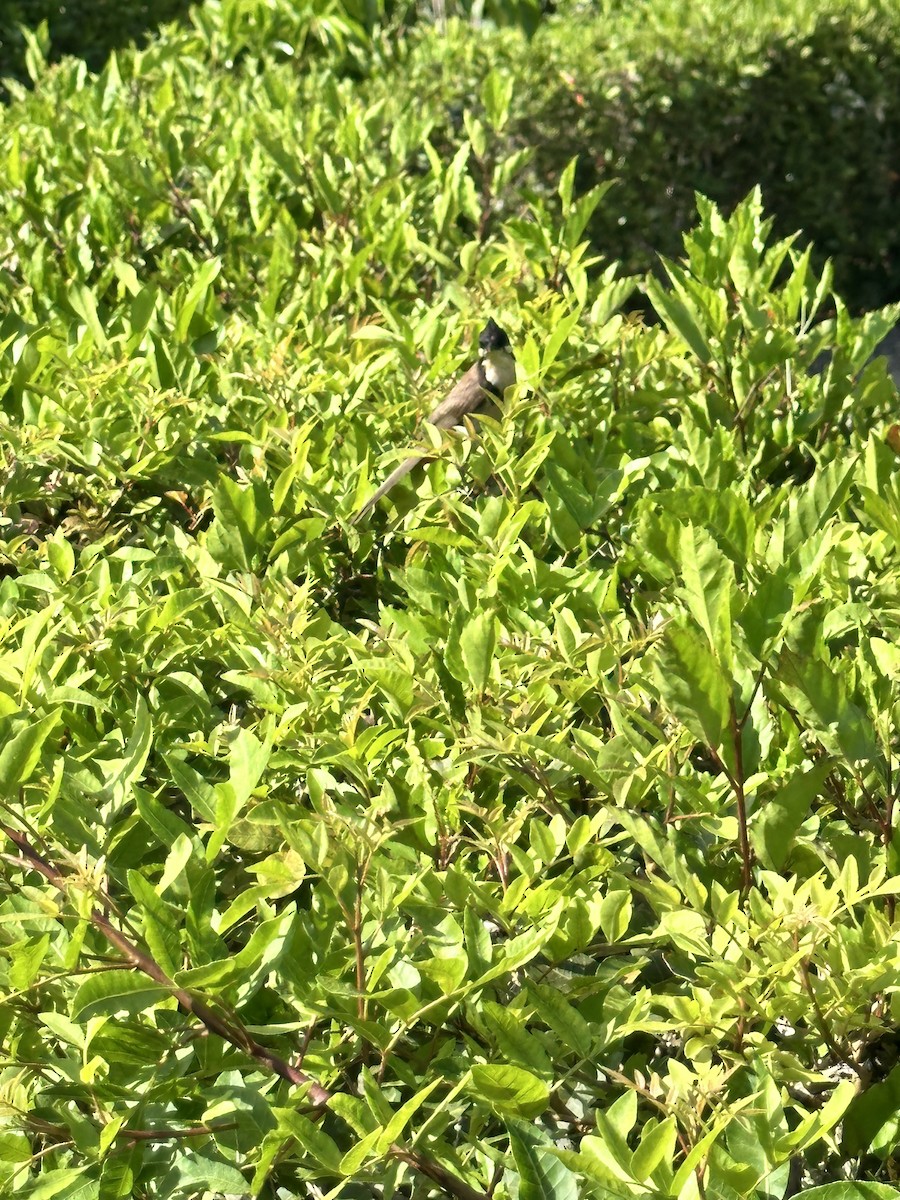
[394,1147,489,1200]
[798,958,855,1072]
[2,824,489,1200]
[1,824,329,1104]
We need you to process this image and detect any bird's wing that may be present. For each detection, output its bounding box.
[425,365,493,429]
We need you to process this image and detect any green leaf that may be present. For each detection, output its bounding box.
[598,887,632,943]
[457,610,496,694]
[228,726,272,806]
[338,1126,382,1177]
[374,1077,442,1154]
[356,660,415,714]
[776,1080,855,1154]
[127,870,182,977]
[558,156,578,212]
[541,308,582,377]
[47,533,76,581]
[844,1063,900,1158]
[68,282,108,349]
[670,1117,731,1194]
[0,710,61,794]
[98,1114,125,1157]
[482,69,514,131]
[678,523,734,667]
[277,1110,343,1172]
[110,695,153,798]
[630,1116,677,1182]
[528,985,593,1058]
[652,622,731,750]
[508,1119,579,1200]
[207,476,272,570]
[159,833,194,894]
[801,1187,900,1200]
[646,266,713,362]
[468,1065,549,1118]
[173,257,221,342]
[159,1151,247,1195]
[72,971,170,1021]
[493,920,560,976]
[750,762,830,870]
[776,650,879,764]
[481,1002,554,1078]
[40,1012,86,1049]
[543,1147,634,1194]
[10,932,50,990]
[740,562,796,660]
[464,905,492,977]
[208,726,274,858]
[783,456,857,555]
[16,1168,93,1200]
[0,1130,32,1164]
[596,1089,637,1161]
[519,733,609,792]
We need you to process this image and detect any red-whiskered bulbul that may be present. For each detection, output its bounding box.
[352,317,516,523]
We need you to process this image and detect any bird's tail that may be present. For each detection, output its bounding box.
[351,454,426,524]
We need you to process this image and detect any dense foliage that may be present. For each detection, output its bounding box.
[4,0,900,311]
[2,1,900,1198]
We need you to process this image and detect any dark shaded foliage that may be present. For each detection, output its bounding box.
[517,13,900,313]
[0,0,193,89]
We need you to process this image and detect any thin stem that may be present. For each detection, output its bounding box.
[729,696,753,896]
[737,663,767,732]
[708,704,752,896]
[353,862,367,1022]
[2,826,329,1103]
[799,958,854,1072]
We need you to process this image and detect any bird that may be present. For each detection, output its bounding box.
[352,317,516,524]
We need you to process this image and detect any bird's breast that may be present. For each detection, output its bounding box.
[482,350,516,394]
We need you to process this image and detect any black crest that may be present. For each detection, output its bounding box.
[479,317,510,351]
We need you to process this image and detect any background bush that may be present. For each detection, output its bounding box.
[518,2,900,313]
[3,0,899,312]
[0,0,193,84]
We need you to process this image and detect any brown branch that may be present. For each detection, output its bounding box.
[2,824,489,1200]
[1,825,329,1104]
[353,862,367,1023]
[737,663,767,732]
[393,1147,489,1200]
[709,701,753,897]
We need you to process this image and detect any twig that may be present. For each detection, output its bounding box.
[728,696,753,896]
[5,826,329,1097]
[798,958,854,1073]
[737,663,767,732]
[119,1122,238,1143]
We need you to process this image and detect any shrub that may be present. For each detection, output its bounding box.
[2,1,900,1195]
